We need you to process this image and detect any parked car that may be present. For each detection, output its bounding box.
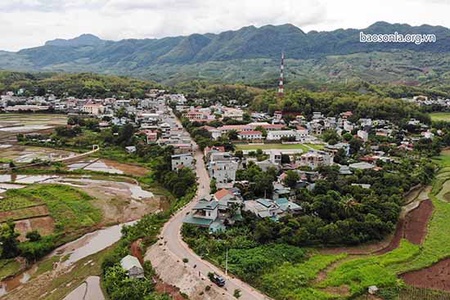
[208,272,225,287]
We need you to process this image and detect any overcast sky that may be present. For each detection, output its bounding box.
[0,0,449,51]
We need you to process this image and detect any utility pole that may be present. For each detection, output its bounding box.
[277,51,285,99]
[225,248,228,276]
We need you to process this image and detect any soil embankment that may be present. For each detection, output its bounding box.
[146,243,232,300]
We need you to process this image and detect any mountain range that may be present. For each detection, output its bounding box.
[1,22,450,87]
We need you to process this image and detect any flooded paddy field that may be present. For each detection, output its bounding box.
[0,174,159,228]
[0,145,76,163]
[0,114,67,146]
[68,158,149,176]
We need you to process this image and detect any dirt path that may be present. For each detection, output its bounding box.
[404,199,434,245]
[130,239,144,264]
[154,277,186,300]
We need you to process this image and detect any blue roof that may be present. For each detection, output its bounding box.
[193,200,218,210]
[275,198,301,211]
[256,198,274,208]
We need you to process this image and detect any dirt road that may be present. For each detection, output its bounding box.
[147,110,271,300]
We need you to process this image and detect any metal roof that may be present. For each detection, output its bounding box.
[120,255,143,271]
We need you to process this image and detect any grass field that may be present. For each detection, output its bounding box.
[320,240,420,295]
[0,189,41,211]
[260,253,347,300]
[0,259,22,281]
[235,143,324,152]
[0,184,102,235]
[430,112,450,122]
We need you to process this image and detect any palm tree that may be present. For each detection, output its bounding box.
[339,195,360,217]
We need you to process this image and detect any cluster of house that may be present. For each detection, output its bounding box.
[179,105,245,123]
[110,93,196,157]
[203,121,312,142]
[403,95,450,109]
[183,145,338,232]
[183,185,302,233]
[182,146,402,233]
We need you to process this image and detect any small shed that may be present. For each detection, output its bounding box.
[125,146,137,154]
[368,285,379,295]
[120,255,144,279]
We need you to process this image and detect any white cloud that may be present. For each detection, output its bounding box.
[0,0,448,51]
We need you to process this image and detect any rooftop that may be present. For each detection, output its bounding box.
[120,255,142,271]
[193,200,218,210]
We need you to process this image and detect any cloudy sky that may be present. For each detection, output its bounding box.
[0,0,449,51]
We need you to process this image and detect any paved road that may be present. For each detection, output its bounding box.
[158,113,271,300]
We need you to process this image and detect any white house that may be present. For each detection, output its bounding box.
[82,103,105,115]
[120,255,144,279]
[223,107,244,121]
[238,130,263,140]
[299,151,333,169]
[171,153,195,171]
[296,127,309,139]
[208,152,238,184]
[183,197,219,228]
[202,126,222,140]
[357,130,369,142]
[267,130,299,141]
[244,198,280,218]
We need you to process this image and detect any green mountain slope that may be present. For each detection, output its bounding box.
[0,22,450,86]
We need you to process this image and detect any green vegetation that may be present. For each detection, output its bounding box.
[238,159,433,246]
[1,23,450,90]
[260,254,346,299]
[251,89,430,125]
[388,158,450,274]
[0,259,22,280]
[0,190,40,211]
[33,255,61,278]
[397,285,450,300]
[100,192,195,300]
[0,184,102,264]
[0,71,160,98]
[5,184,101,233]
[430,112,450,122]
[103,262,167,300]
[100,140,197,299]
[321,240,419,295]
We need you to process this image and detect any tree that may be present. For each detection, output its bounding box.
[283,171,299,188]
[26,230,41,242]
[228,130,239,140]
[322,130,341,144]
[254,126,268,138]
[234,150,244,160]
[342,132,353,141]
[0,221,20,259]
[210,179,217,194]
[349,138,363,155]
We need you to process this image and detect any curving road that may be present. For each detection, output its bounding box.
[157,112,271,300]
